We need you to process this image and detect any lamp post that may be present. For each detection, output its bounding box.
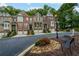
[29,18,33,31]
[71,21,75,36]
[55,14,59,39]
[12,16,17,32]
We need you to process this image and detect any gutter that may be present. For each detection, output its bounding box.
[17,44,35,56]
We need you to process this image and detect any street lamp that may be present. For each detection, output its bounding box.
[71,21,75,36]
[30,18,33,31]
[12,16,17,32]
[55,14,59,39]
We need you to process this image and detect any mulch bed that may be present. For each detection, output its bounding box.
[25,35,79,56]
[70,35,79,56]
[25,38,64,56]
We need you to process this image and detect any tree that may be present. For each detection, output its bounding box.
[58,3,78,31]
[43,4,51,10]
[5,6,21,16]
[58,3,77,12]
[26,9,37,16]
[37,8,47,16]
[26,4,55,16]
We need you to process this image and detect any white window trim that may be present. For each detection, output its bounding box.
[17,16,23,22]
[51,21,54,27]
[3,22,9,30]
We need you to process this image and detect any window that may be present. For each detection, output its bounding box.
[29,18,32,24]
[51,21,54,27]
[14,19,16,22]
[34,22,42,27]
[33,17,36,21]
[24,23,28,27]
[34,22,37,27]
[0,17,3,24]
[17,16,23,22]
[3,22,9,30]
[39,22,42,27]
[26,17,28,21]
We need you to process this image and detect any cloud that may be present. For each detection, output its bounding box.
[30,7,42,9]
[74,6,79,12]
[27,6,43,11]
[0,3,7,7]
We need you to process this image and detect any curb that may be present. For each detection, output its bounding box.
[18,44,35,56]
[12,32,55,38]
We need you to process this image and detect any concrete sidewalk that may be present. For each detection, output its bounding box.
[13,32,63,38]
[0,33,4,39]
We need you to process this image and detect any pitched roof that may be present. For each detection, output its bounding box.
[35,12,41,16]
[47,11,53,16]
[18,11,28,16]
[0,12,10,16]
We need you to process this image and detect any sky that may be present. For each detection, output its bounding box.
[0,3,79,12]
[0,3,62,11]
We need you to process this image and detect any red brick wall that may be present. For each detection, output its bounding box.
[17,16,29,31]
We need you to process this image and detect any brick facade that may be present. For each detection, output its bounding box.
[0,15,13,33]
[16,12,29,31]
[0,11,56,33]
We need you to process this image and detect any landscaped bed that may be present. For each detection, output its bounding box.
[25,35,79,56]
[25,38,64,56]
[70,35,79,56]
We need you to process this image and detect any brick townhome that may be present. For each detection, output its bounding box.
[32,12,43,30]
[0,12,13,33]
[0,11,56,34]
[28,12,55,32]
[16,11,30,34]
[43,11,55,31]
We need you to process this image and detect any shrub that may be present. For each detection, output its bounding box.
[75,28,79,32]
[66,29,70,32]
[47,28,51,33]
[43,28,51,33]
[10,31,17,36]
[7,31,12,37]
[6,30,17,37]
[35,38,50,46]
[2,35,7,38]
[27,30,34,35]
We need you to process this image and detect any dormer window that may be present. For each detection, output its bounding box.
[18,13,22,16]
[47,12,53,16]
[47,10,53,17]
